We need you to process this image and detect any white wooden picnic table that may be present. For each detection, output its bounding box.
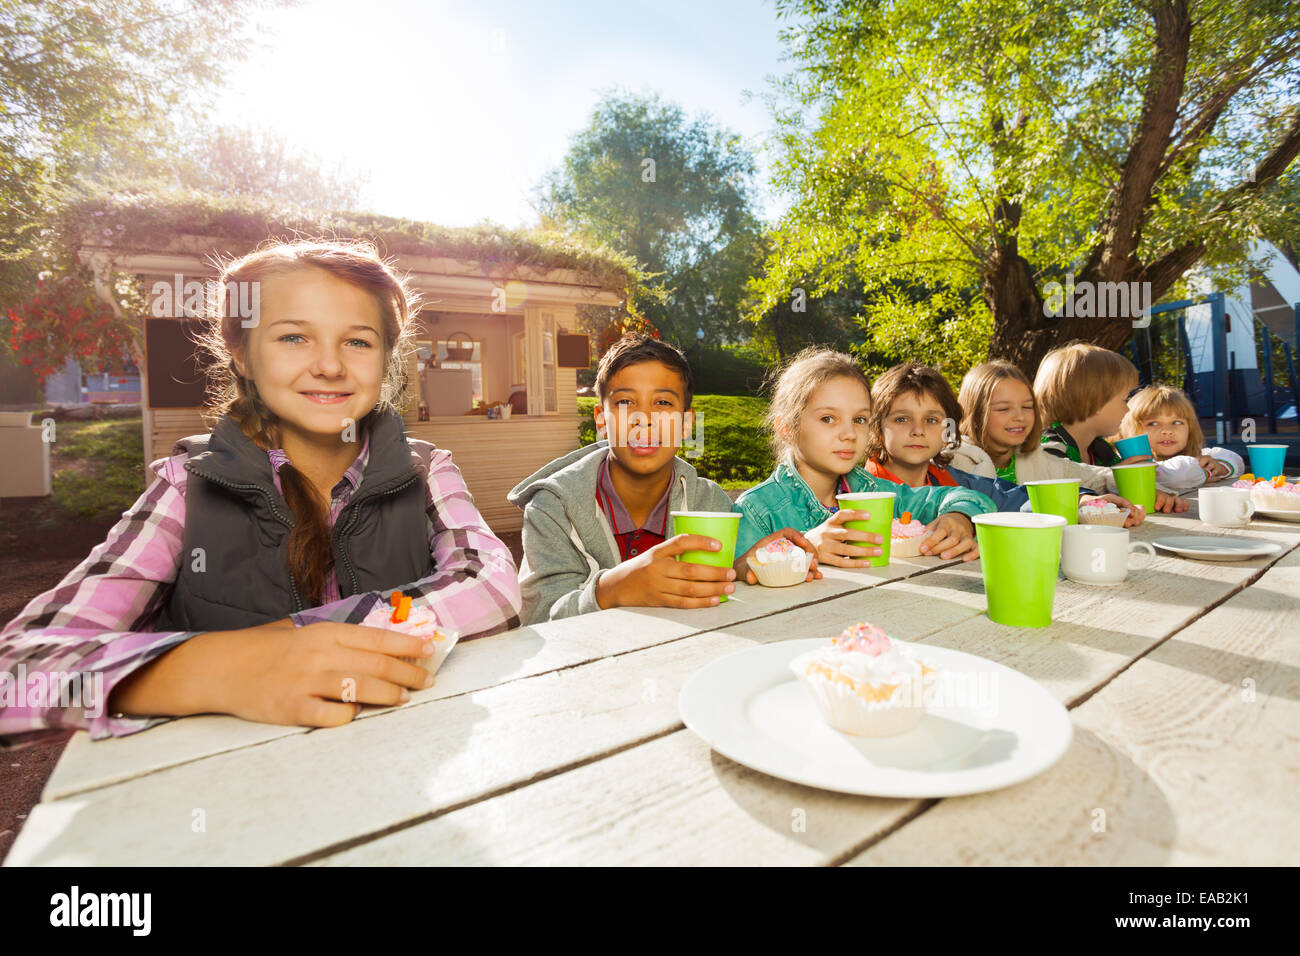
[7,487,1299,866]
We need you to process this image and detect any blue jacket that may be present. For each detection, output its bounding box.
[735,460,997,556]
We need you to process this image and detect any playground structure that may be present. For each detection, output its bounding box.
[1127,240,1300,465]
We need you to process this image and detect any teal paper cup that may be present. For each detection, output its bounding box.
[1246,444,1287,481]
[1114,434,1152,459]
[835,491,895,567]
[1025,478,1081,525]
[973,513,1067,627]
[670,511,740,602]
[1111,462,1157,513]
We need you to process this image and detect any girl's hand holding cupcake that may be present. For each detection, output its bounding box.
[805,509,884,568]
[738,529,822,585]
[917,512,979,561]
[109,618,439,730]
[1080,493,1145,527]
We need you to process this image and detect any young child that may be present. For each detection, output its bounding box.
[1119,385,1245,492]
[736,349,996,568]
[0,241,523,749]
[508,334,818,624]
[950,360,1188,514]
[865,362,1143,525]
[1034,342,1140,467]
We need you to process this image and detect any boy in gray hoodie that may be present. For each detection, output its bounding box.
[507,334,817,624]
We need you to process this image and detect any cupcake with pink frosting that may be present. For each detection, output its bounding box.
[360,592,460,675]
[746,537,811,587]
[1251,475,1300,511]
[889,511,929,558]
[789,622,935,737]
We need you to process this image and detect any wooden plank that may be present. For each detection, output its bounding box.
[306,529,1300,865]
[11,573,986,865]
[846,549,1300,866]
[40,559,963,801]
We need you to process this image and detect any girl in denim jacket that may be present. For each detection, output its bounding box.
[736,348,995,566]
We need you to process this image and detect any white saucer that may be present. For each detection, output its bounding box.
[1152,536,1283,561]
[679,638,1072,798]
[1254,507,1300,523]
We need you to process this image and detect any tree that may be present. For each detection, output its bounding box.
[537,91,765,348]
[169,124,369,211]
[1,0,288,381]
[754,0,1300,375]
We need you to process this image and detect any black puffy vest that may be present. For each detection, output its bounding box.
[152,406,435,631]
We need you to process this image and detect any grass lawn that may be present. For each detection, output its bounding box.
[48,416,147,517]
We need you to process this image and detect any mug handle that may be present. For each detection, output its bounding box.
[1128,542,1156,570]
[1238,498,1255,521]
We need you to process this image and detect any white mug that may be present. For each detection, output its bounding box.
[1199,487,1255,527]
[1061,525,1155,586]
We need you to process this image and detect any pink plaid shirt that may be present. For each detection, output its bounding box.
[0,431,522,749]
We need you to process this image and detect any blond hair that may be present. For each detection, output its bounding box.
[1119,385,1205,457]
[1034,342,1138,425]
[763,347,872,461]
[958,360,1043,454]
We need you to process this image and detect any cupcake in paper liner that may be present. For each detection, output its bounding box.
[1078,500,1130,527]
[789,623,935,737]
[746,537,810,587]
[889,511,928,558]
[361,592,460,675]
[1251,475,1300,511]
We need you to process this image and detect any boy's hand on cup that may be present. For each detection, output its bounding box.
[919,512,979,561]
[1082,493,1146,527]
[737,528,823,585]
[213,620,439,729]
[805,509,883,568]
[1154,490,1189,513]
[595,533,735,609]
[1115,453,1154,466]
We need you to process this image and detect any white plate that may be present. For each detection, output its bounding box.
[1152,536,1284,561]
[1254,507,1300,524]
[678,638,1072,798]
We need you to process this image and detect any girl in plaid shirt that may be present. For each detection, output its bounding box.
[0,241,521,748]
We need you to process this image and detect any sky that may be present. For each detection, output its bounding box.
[213,0,795,228]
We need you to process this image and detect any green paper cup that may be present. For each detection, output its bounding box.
[1025,478,1081,525]
[1111,462,1157,514]
[973,513,1067,627]
[835,491,895,567]
[670,511,740,602]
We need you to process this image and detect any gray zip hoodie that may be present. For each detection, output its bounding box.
[506,440,739,624]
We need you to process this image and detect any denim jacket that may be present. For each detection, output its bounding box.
[735,460,997,556]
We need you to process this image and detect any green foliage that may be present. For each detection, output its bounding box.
[693,344,771,396]
[854,287,993,391]
[538,92,765,348]
[54,185,644,293]
[1,0,286,270]
[756,0,1300,366]
[577,394,774,487]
